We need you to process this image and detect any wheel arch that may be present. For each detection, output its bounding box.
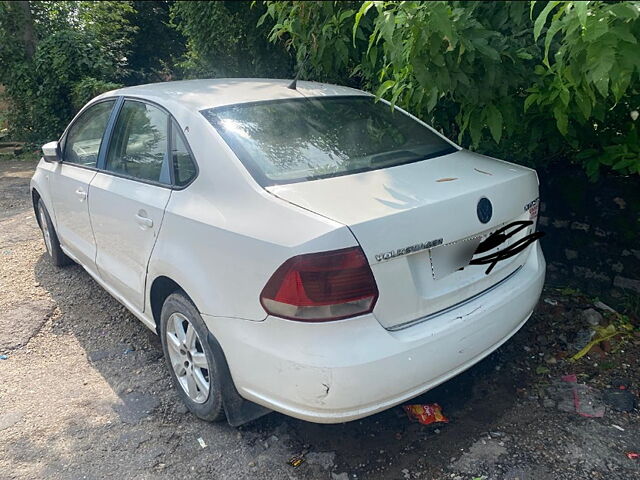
[148,273,272,425]
[149,275,191,333]
[31,187,43,229]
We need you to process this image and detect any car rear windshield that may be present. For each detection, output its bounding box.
[201,96,457,186]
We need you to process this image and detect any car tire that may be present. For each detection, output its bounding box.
[37,199,72,267]
[160,292,225,422]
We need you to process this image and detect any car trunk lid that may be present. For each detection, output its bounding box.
[267,150,540,329]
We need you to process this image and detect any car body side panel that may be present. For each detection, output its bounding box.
[47,163,98,270]
[89,172,172,312]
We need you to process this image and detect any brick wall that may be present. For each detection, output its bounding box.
[538,164,640,305]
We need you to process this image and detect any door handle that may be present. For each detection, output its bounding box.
[75,188,87,201]
[135,212,153,228]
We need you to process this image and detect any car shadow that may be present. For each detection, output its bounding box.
[32,250,538,478]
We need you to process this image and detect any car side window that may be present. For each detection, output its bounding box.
[63,100,115,167]
[171,120,197,187]
[105,100,170,184]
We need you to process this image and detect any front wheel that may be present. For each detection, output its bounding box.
[37,199,72,267]
[160,292,225,422]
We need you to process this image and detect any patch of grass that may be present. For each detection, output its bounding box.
[536,365,550,375]
[14,150,40,162]
[0,149,40,163]
[556,286,583,297]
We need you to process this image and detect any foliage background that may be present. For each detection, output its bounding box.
[1,0,639,180]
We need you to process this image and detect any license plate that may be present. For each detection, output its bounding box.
[428,236,482,280]
[429,220,536,279]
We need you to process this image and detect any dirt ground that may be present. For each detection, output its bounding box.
[1,157,639,480]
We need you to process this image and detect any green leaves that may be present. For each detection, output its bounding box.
[354,2,374,45]
[260,0,640,178]
[609,2,640,20]
[376,79,396,98]
[485,105,503,144]
[574,91,592,120]
[574,1,588,28]
[529,0,640,176]
[553,106,569,135]
[3,0,638,179]
[533,1,560,41]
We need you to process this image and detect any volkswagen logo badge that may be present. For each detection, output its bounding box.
[477,197,493,224]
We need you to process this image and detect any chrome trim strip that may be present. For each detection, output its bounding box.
[386,265,524,332]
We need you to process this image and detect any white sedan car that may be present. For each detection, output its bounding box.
[31,79,545,425]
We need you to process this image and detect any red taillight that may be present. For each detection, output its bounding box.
[260,247,379,322]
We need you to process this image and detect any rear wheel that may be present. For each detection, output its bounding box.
[160,292,225,422]
[37,199,72,267]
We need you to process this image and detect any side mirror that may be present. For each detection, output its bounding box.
[42,141,61,163]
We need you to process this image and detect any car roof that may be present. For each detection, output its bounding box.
[100,78,370,113]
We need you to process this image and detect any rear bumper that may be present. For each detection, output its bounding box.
[203,243,545,423]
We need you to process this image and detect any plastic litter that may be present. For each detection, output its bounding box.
[572,329,596,351]
[547,374,605,418]
[612,424,625,432]
[627,452,639,460]
[288,457,304,467]
[0,355,8,360]
[288,447,309,467]
[571,324,618,361]
[288,455,305,467]
[581,308,603,326]
[543,298,558,306]
[197,437,207,448]
[403,403,449,425]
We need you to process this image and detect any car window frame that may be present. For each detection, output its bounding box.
[99,97,174,188]
[59,95,200,189]
[59,98,118,171]
[92,96,198,190]
[168,118,199,190]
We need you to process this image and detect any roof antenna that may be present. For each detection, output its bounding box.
[287,54,309,90]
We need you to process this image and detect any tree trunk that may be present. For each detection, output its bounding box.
[15,1,36,59]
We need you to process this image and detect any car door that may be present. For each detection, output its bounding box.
[89,99,172,312]
[49,99,117,272]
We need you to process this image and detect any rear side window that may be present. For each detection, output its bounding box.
[64,100,115,167]
[105,100,170,184]
[171,120,197,187]
[201,96,457,186]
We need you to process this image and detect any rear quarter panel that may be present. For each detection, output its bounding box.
[146,114,356,320]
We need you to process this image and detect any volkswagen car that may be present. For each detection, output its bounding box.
[30,79,545,425]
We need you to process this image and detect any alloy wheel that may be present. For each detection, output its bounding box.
[38,204,53,255]
[165,312,210,403]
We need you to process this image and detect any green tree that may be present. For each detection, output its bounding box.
[170,0,292,78]
[125,1,187,84]
[261,1,640,178]
[0,1,182,142]
[527,1,640,178]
